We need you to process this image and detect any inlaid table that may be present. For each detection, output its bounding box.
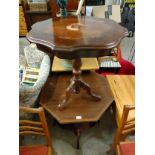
[27,16,128,110]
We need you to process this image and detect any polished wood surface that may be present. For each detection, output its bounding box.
[26,16,128,111]
[40,71,114,124]
[57,58,101,110]
[106,75,135,123]
[27,16,128,59]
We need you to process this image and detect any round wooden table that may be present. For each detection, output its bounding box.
[27,16,128,110]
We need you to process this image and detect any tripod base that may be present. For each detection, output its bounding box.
[58,58,101,110]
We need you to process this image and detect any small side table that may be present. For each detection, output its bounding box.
[27,16,128,109]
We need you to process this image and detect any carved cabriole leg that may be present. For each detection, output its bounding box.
[58,80,75,110]
[73,58,101,101]
[80,80,101,101]
[57,58,82,110]
[58,58,101,110]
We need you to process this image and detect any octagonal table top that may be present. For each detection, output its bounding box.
[27,16,128,59]
[40,71,114,124]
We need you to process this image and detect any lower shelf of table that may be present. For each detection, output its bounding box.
[40,71,114,124]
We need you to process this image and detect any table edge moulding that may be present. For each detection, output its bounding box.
[27,16,128,59]
[40,71,114,124]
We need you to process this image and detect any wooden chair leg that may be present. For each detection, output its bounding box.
[116,145,121,155]
[106,129,121,154]
[106,143,115,154]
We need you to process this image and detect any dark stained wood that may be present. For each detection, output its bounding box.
[21,0,51,31]
[27,16,128,59]
[40,71,114,124]
[25,11,51,31]
[27,16,128,112]
[58,58,101,110]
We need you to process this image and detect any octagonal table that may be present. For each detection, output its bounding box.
[27,16,128,110]
[40,71,114,148]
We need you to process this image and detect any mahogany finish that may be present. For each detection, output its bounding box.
[27,16,128,59]
[40,71,114,124]
[58,58,101,110]
[27,16,128,109]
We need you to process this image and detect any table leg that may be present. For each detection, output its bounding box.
[75,126,81,149]
[58,58,101,110]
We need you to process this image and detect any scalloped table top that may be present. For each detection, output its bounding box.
[27,16,128,59]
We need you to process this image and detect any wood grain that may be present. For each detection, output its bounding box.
[106,75,135,123]
[52,57,99,72]
[27,16,128,59]
[40,71,114,124]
